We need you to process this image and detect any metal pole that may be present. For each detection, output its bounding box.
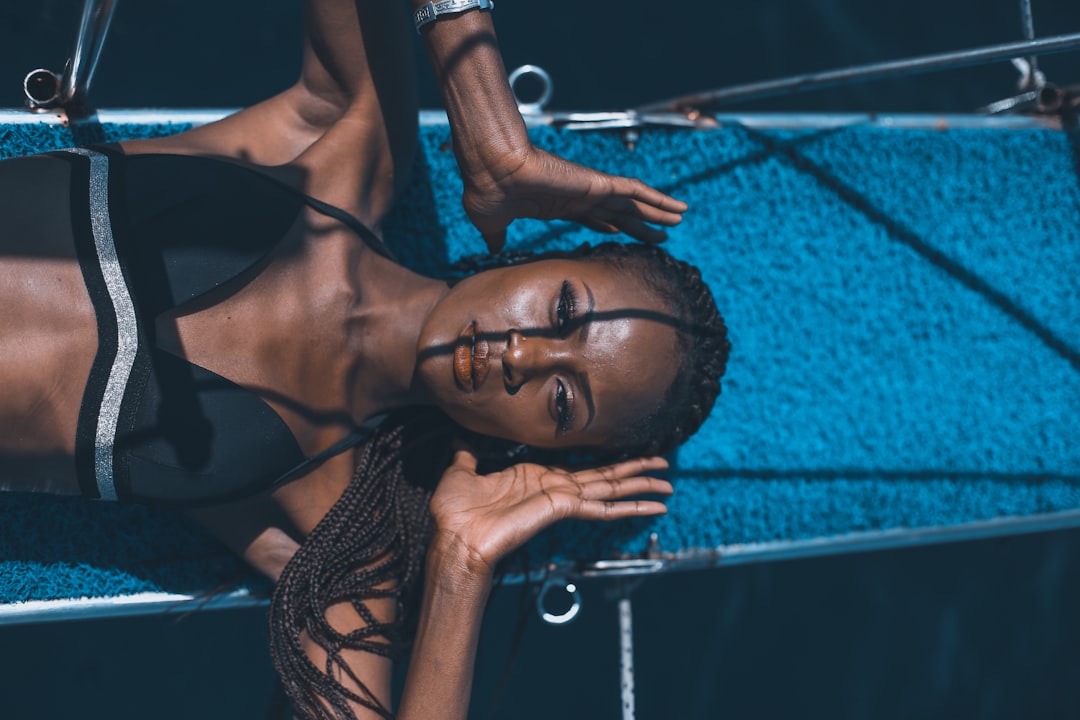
[638,32,1080,112]
[59,0,120,107]
[618,596,635,720]
[1018,0,1040,87]
[1020,0,1037,41]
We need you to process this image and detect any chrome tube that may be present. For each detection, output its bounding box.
[23,69,62,107]
[1019,0,1040,85]
[0,589,265,627]
[638,32,1080,112]
[618,597,635,720]
[58,0,120,107]
[1020,0,1037,41]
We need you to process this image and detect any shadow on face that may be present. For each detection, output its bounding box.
[415,259,684,450]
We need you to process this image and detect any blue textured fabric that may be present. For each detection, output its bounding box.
[1,116,1077,602]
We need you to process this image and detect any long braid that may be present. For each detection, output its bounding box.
[270,413,447,719]
[271,242,730,719]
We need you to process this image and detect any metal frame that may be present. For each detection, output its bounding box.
[533,508,1080,718]
[6,509,1076,626]
[636,32,1080,113]
[16,0,1080,118]
[0,589,266,627]
[0,107,1063,131]
[636,0,1079,114]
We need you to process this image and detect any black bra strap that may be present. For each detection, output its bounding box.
[270,426,374,491]
[212,152,399,262]
[299,194,397,262]
[90,145,398,262]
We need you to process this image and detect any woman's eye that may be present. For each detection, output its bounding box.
[556,281,578,335]
[555,379,574,432]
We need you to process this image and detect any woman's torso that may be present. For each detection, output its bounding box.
[0,147,377,505]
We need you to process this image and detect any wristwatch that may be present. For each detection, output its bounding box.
[414,0,495,32]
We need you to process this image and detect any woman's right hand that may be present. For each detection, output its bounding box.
[428,449,672,578]
[460,143,688,253]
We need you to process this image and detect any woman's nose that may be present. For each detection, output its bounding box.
[503,330,574,389]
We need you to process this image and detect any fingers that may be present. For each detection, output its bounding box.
[573,498,669,521]
[449,447,479,473]
[600,177,687,230]
[598,194,685,228]
[578,475,673,501]
[582,180,687,244]
[482,227,507,254]
[613,179,686,215]
[551,156,686,234]
[576,456,669,482]
[579,217,621,235]
[614,176,689,214]
[615,198,686,228]
[551,461,674,521]
[596,212,670,244]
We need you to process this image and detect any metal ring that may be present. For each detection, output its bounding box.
[508,64,553,115]
[24,69,61,108]
[536,577,581,625]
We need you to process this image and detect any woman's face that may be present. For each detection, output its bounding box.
[416,259,680,449]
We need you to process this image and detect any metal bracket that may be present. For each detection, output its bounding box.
[508,64,554,116]
[23,0,119,112]
[535,576,582,625]
[980,83,1079,115]
[979,1,1079,116]
[507,64,710,150]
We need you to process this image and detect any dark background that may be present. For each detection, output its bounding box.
[2,0,1079,112]
[2,1,1080,719]
[1,530,1078,719]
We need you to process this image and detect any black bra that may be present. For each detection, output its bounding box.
[58,146,385,506]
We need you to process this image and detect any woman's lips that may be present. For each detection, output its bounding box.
[453,321,490,392]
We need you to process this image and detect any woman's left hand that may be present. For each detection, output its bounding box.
[461,145,688,253]
[429,449,672,577]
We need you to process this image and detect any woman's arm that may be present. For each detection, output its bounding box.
[393,541,491,719]
[416,6,688,251]
[288,452,672,720]
[127,0,684,248]
[122,0,418,232]
[395,451,672,719]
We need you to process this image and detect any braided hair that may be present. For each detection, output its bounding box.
[269,242,730,718]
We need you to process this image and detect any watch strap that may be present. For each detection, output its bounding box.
[414,0,494,33]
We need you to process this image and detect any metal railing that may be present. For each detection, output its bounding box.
[636,32,1080,114]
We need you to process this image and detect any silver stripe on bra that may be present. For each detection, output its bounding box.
[62,148,137,502]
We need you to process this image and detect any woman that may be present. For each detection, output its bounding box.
[0,0,729,717]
